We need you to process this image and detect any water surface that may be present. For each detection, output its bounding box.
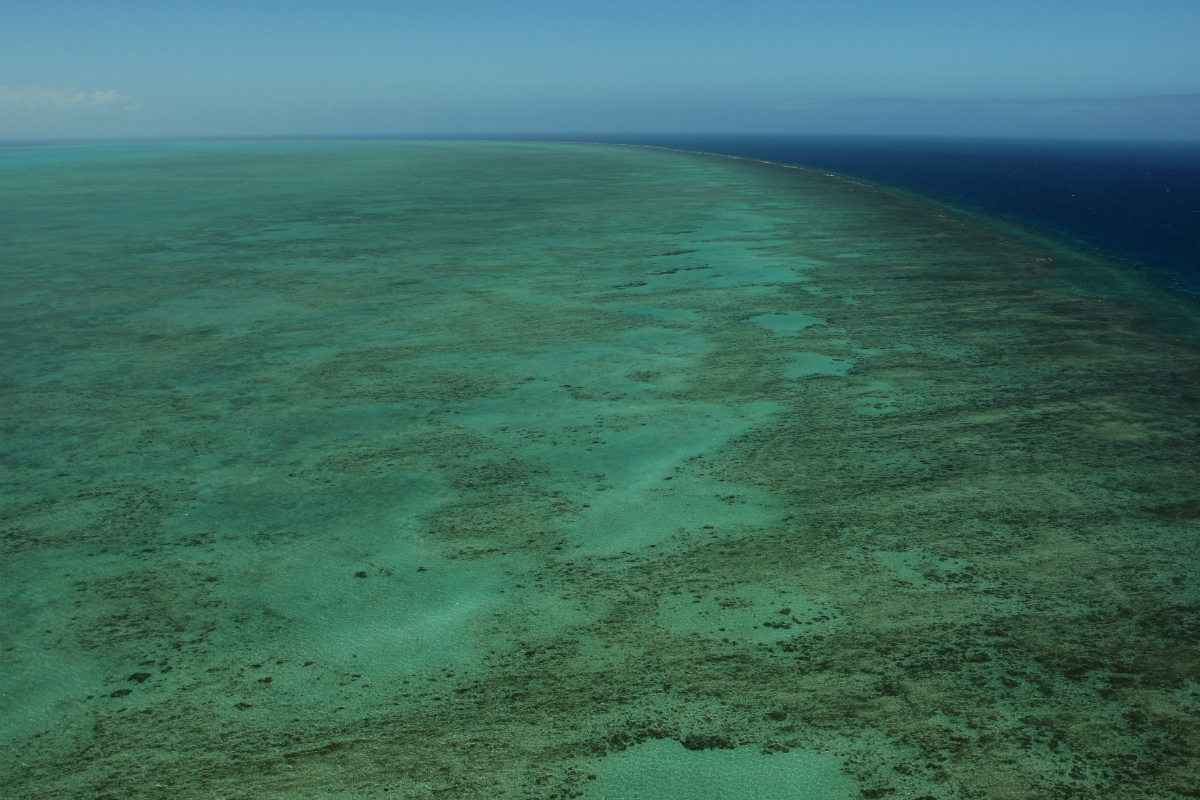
[2,140,1198,799]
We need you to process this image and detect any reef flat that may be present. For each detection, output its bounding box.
[2,140,1198,799]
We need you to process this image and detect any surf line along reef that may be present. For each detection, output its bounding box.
[1,140,1197,799]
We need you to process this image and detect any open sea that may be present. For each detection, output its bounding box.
[2,136,1198,799]
[574,134,1200,297]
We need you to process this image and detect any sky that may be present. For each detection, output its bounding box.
[2,0,1199,141]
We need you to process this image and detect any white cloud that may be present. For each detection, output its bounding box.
[0,85,132,111]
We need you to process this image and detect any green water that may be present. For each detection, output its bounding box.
[2,140,1198,799]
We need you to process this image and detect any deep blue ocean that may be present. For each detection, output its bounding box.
[563,134,1200,298]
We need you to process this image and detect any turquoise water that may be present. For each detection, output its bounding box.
[2,141,1198,799]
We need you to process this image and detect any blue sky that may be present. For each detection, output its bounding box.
[2,0,1198,140]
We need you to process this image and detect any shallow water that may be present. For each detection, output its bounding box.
[2,140,1198,799]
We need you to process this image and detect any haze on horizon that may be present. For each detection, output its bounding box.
[2,0,1198,142]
